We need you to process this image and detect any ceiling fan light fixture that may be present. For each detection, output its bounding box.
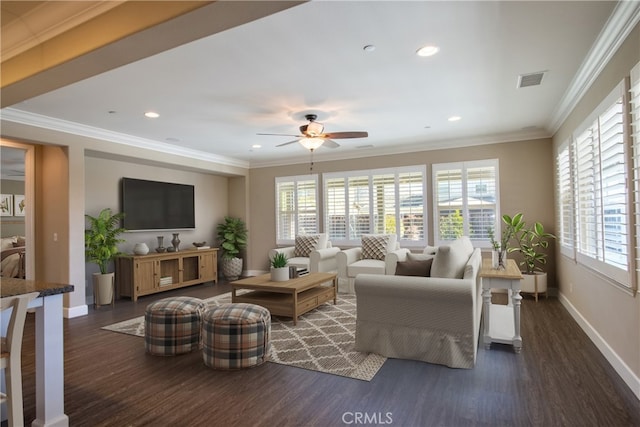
[299,137,324,151]
[306,120,324,136]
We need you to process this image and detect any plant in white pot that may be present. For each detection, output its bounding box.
[85,208,126,307]
[216,216,248,281]
[502,213,556,301]
[270,252,289,282]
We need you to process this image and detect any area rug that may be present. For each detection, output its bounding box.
[101,292,386,381]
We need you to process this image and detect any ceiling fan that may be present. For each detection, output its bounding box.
[257,114,368,151]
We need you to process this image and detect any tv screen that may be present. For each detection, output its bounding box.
[121,178,195,231]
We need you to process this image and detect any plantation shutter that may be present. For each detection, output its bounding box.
[275,175,318,245]
[556,141,575,258]
[630,61,640,290]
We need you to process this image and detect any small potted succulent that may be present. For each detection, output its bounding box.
[270,252,289,282]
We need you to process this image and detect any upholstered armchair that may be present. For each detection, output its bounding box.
[268,233,340,274]
[336,234,406,293]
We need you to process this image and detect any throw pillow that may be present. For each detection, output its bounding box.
[294,235,320,257]
[361,234,394,260]
[395,258,433,277]
[431,236,474,279]
[407,252,432,262]
[14,236,26,247]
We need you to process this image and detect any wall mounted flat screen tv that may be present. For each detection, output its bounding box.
[121,178,195,231]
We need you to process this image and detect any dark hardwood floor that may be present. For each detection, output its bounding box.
[14,281,640,426]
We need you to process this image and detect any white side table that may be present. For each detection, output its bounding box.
[480,258,524,353]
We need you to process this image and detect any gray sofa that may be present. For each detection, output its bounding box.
[354,237,483,369]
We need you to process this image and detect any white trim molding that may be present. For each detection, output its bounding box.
[549,0,640,134]
[558,292,640,400]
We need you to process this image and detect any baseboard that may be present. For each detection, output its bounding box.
[558,292,640,400]
[65,304,88,318]
[244,269,267,277]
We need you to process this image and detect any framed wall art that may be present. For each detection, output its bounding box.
[0,194,13,216]
[14,194,25,217]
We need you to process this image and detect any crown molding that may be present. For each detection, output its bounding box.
[1,108,250,169]
[248,128,551,169]
[549,0,640,134]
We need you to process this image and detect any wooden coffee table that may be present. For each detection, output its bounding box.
[230,272,337,325]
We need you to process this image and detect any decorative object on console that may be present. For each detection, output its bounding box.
[156,236,165,252]
[270,252,289,282]
[488,225,513,270]
[84,208,126,307]
[216,216,248,281]
[502,213,556,301]
[193,241,206,247]
[171,233,181,251]
[133,243,149,255]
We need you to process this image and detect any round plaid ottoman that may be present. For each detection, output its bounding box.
[202,303,271,370]
[144,296,207,356]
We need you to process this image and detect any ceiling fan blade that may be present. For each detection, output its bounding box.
[257,133,303,137]
[323,139,340,148]
[322,131,368,139]
[276,139,300,147]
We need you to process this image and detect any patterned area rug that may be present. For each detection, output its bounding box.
[101,292,386,381]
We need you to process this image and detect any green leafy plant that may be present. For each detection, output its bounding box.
[216,216,248,260]
[270,252,288,268]
[84,208,126,274]
[502,213,556,274]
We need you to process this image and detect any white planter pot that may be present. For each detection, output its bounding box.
[270,266,289,282]
[521,272,547,301]
[222,257,243,281]
[93,272,115,307]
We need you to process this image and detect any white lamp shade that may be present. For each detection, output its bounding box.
[306,121,324,136]
[299,138,324,151]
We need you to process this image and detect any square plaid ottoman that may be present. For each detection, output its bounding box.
[144,296,207,356]
[202,303,271,369]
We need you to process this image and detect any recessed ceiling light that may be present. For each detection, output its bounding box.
[363,44,376,52]
[144,111,159,118]
[416,45,439,57]
[448,116,461,122]
[252,144,262,149]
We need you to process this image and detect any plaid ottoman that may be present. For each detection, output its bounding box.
[202,303,271,369]
[144,296,207,356]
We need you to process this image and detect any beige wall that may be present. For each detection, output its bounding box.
[552,23,640,393]
[84,155,230,302]
[248,138,556,278]
[1,120,249,316]
[0,178,25,237]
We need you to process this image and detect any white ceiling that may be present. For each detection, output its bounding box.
[1,1,634,169]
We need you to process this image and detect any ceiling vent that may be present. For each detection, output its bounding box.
[517,71,546,88]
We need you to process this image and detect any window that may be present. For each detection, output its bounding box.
[572,80,631,287]
[630,61,640,289]
[323,166,427,247]
[555,140,575,258]
[275,175,318,245]
[432,159,499,246]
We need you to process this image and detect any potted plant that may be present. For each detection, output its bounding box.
[85,208,126,306]
[270,252,289,282]
[502,213,556,300]
[216,216,248,280]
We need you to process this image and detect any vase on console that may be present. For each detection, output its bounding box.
[156,236,166,252]
[171,233,181,251]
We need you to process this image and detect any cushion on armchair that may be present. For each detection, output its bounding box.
[293,234,328,257]
[395,258,433,277]
[361,234,397,260]
[431,236,474,279]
